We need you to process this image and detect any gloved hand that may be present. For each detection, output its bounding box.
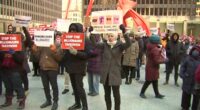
[31,44,38,52]
[50,44,57,53]
[119,24,126,34]
[89,26,93,32]
[22,26,27,32]
[8,48,15,54]
[69,46,78,55]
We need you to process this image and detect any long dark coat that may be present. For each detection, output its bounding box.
[98,34,131,86]
[166,33,185,65]
[145,43,162,81]
[180,56,200,94]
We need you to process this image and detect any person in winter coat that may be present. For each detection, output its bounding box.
[0,41,27,109]
[29,50,40,76]
[91,25,131,110]
[135,34,144,80]
[164,33,185,86]
[122,32,139,84]
[140,35,165,99]
[179,46,200,110]
[31,31,62,110]
[16,27,33,96]
[62,23,96,110]
[0,72,2,95]
[87,34,102,96]
[0,26,33,109]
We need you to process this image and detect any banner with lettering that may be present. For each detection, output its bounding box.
[91,10,123,34]
[0,34,22,51]
[61,33,85,50]
[13,15,32,27]
[167,23,175,32]
[34,31,54,47]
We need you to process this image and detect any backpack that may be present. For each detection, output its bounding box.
[152,46,167,64]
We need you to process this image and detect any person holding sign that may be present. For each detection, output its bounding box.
[0,73,2,95]
[31,31,62,110]
[0,48,26,109]
[62,23,96,110]
[0,26,33,109]
[90,25,131,110]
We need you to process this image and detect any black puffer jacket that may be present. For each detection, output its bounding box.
[166,33,185,65]
[63,23,96,74]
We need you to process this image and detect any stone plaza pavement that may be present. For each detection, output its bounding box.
[0,64,183,110]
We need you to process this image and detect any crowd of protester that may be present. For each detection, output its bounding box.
[0,23,200,110]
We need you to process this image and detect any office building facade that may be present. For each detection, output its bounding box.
[83,0,199,36]
[0,0,62,33]
[62,0,82,23]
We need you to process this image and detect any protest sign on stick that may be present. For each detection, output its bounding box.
[0,34,22,51]
[91,10,123,34]
[13,15,32,27]
[34,31,54,47]
[61,33,85,50]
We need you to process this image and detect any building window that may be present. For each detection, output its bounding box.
[137,8,141,14]
[164,0,168,4]
[163,8,167,16]
[182,8,186,16]
[159,8,163,16]
[142,0,145,4]
[178,0,182,4]
[141,8,145,15]
[155,0,159,4]
[150,8,154,15]
[168,8,173,16]
[177,8,181,15]
[173,8,176,16]
[155,8,158,16]
[160,0,163,4]
[146,8,149,15]
[150,0,154,4]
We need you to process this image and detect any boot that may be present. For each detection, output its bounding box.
[1,96,12,107]
[17,97,26,109]
[155,94,165,99]
[51,102,58,110]
[40,100,52,108]
[82,106,88,110]
[129,77,132,84]
[68,103,81,110]
[125,77,129,84]
[163,73,170,85]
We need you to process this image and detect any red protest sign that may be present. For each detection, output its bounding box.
[61,33,85,50]
[0,34,22,51]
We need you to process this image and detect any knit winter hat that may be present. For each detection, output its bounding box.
[149,34,160,44]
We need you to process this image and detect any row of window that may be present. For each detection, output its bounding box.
[84,0,193,5]
[135,0,193,4]
[0,7,55,22]
[0,0,62,23]
[84,7,192,16]
[135,8,191,16]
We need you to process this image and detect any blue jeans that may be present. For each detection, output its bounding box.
[2,71,24,99]
[88,73,100,94]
